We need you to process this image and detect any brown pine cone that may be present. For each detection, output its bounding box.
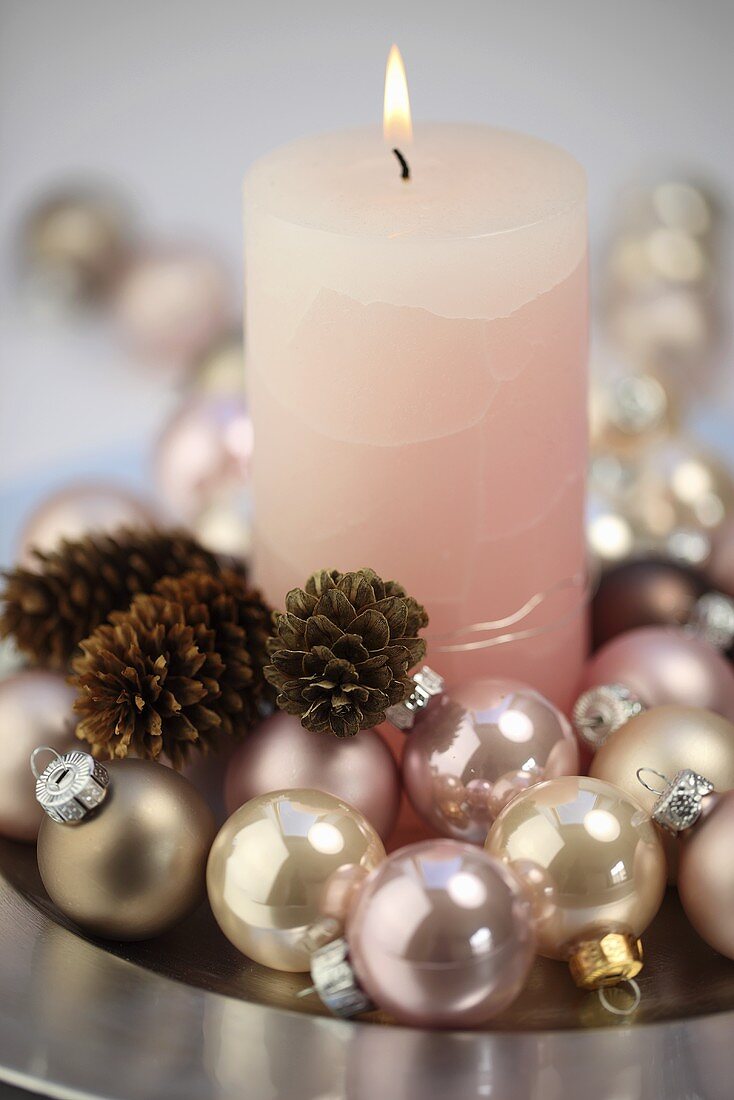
[0,528,219,669]
[71,593,222,767]
[154,569,273,738]
[265,568,428,737]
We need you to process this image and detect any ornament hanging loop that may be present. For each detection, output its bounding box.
[597,978,641,1017]
[30,745,62,780]
[636,767,669,796]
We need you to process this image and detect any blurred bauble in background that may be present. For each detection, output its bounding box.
[113,247,233,369]
[192,334,246,397]
[401,679,579,844]
[153,393,252,529]
[0,670,77,842]
[16,482,156,567]
[224,712,400,842]
[708,518,734,597]
[19,184,133,315]
[580,626,734,724]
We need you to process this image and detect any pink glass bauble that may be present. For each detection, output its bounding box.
[224,712,400,842]
[402,679,579,843]
[347,839,535,1028]
[319,864,369,924]
[154,394,252,526]
[581,626,734,722]
[677,790,734,959]
[0,670,77,841]
[113,248,232,369]
[17,483,156,566]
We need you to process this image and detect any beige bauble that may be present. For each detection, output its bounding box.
[590,705,734,880]
[37,759,216,940]
[207,789,385,972]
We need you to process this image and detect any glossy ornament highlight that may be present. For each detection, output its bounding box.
[486,776,666,985]
[206,789,385,972]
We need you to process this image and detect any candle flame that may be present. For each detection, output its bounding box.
[383,44,412,146]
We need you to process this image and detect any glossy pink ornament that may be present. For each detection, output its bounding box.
[17,483,156,566]
[154,394,253,526]
[0,670,77,841]
[580,626,734,724]
[401,679,579,843]
[113,247,232,369]
[224,712,400,841]
[345,840,535,1028]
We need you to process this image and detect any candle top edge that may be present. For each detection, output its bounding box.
[243,123,586,242]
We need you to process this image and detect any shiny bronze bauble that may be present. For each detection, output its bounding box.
[592,559,707,649]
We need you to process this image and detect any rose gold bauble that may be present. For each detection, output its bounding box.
[207,789,385,972]
[0,670,77,841]
[37,760,216,939]
[347,839,535,1028]
[486,776,666,963]
[402,679,579,843]
[224,712,400,841]
[580,626,734,722]
[17,483,156,566]
[678,790,734,959]
[153,394,252,525]
[591,706,734,881]
[113,248,232,368]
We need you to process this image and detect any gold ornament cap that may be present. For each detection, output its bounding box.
[385,666,445,731]
[32,747,109,825]
[568,931,643,990]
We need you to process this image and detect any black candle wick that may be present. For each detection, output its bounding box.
[392,148,411,181]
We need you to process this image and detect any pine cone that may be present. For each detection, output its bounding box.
[265,568,428,737]
[0,528,219,669]
[71,593,222,767]
[154,569,273,737]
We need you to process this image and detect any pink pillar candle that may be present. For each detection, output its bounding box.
[244,123,588,705]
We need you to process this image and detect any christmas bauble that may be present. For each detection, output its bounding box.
[345,840,536,1028]
[486,776,666,985]
[580,626,734,725]
[592,559,708,648]
[590,706,734,837]
[21,185,131,312]
[37,757,215,940]
[0,671,77,841]
[224,712,400,841]
[401,678,578,843]
[113,248,232,368]
[17,482,155,566]
[206,789,385,972]
[677,789,734,958]
[153,393,252,525]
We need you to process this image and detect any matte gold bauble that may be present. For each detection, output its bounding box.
[206,789,385,972]
[37,759,216,940]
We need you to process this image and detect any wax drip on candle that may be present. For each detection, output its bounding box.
[392,148,411,181]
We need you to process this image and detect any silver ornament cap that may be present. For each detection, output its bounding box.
[572,683,646,749]
[385,665,445,731]
[33,747,110,825]
[309,936,373,1018]
[638,767,715,835]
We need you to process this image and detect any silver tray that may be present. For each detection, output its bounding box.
[1,834,734,1100]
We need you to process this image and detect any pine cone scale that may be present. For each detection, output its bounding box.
[266,567,428,737]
